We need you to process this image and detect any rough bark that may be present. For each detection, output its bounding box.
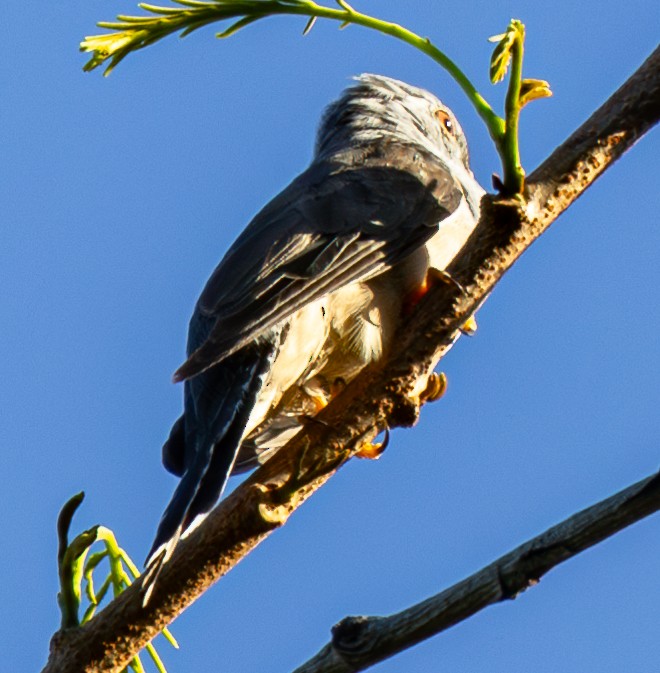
[42,46,660,673]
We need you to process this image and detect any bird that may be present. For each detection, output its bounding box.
[142,74,485,602]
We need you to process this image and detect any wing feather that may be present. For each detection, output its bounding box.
[175,148,462,382]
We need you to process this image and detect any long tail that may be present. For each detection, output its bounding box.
[141,341,277,604]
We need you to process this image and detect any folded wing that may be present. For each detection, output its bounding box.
[175,149,462,382]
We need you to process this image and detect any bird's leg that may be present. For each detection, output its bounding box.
[308,396,328,414]
[330,377,347,397]
[425,267,478,335]
[298,375,332,416]
[300,376,347,417]
[267,435,345,507]
[300,375,386,460]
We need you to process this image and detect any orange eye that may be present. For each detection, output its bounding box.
[434,109,454,135]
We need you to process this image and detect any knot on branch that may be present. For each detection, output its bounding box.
[497,563,540,600]
[478,195,524,244]
[331,615,385,663]
[498,539,574,600]
[386,390,420,428]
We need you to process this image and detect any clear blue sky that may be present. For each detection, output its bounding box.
[3,2,658,671]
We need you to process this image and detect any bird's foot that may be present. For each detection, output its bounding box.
[355,428,390,460]
[304,377,346,415]
[460,315,478,336]
[405,267,465,315]
[266,437,314,506]
[309,394,329,414]
[421,372,448,404]
[426,268,477,335]
[355,442,385,460]
[426,267,465,293]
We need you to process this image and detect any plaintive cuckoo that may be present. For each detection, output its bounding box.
[143,74,485,601]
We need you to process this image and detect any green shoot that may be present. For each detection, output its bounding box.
[81,4,551,196]
[56,493,178,673]
[489,20,552,193]
[80,1,502,142]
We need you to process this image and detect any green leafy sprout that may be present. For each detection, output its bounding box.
[80,1,551,195]
[57,493,178,673]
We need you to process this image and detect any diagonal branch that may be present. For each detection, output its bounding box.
[42,46,660,673]
[293,471,660,673]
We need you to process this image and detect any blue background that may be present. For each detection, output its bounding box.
[3,1,658,671]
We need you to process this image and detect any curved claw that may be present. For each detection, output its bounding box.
[355,428,390,460]
[460,315,478,336]
[421,372,448,403]
[427,267,466,294]
[425,269,478,336]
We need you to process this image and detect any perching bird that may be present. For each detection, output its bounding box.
[142,74,485,601]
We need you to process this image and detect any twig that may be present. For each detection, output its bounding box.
[292,472,660,672]
[80,1,503,140]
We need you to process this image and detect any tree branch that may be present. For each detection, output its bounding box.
[292,471,660,673]
[43,46,660,673]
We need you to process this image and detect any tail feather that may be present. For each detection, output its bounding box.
[162,416,185,477]
[181,413,246,531]
[142,338,279,603]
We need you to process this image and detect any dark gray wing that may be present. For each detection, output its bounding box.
[174,146,462,382]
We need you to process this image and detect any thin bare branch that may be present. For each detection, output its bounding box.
[292,472,660,672]
[43,46,660,673]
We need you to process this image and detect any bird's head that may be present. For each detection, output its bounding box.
[315,74,472,173]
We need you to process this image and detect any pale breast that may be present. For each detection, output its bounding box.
[425,180,483,270]
[242,299,329,440]
[239,202,479,463]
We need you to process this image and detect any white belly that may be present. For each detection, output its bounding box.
[241,183,482,460]
[243,299,328,439]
